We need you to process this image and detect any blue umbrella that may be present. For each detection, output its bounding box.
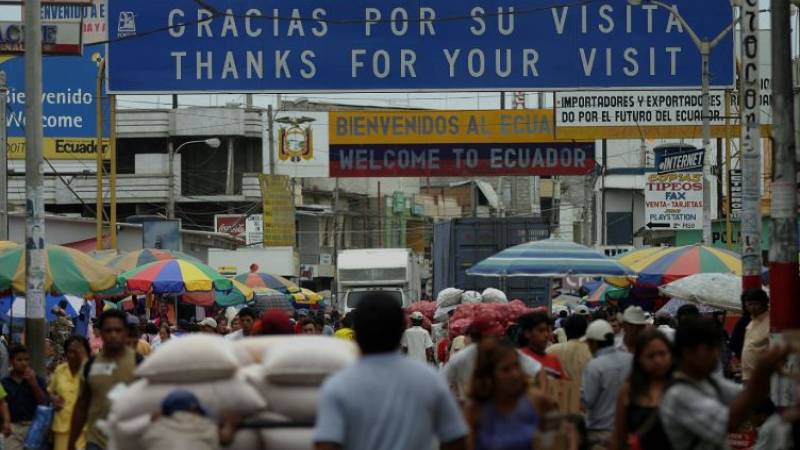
[466,238,635,278]
[0,294,84,322]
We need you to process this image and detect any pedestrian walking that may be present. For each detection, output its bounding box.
[299,318,320,335]
[69,309,141,450]
[581,319,632,450]
[464,338,554,450]
[224,307,256,341]
[333,314,355,341]
[141,390,238,450]
[153,325,171,351]
[518,312,566,379]
[2,344,48,450]
[741,289,770,384]
[610,329,674,450]
[401,311,434,364]
[49,336,90,450]
[253,310,295,335]
[126,323,151,357]
[314,292,468,450]
[660,316,788,450]
[617,307,648,353]
[443,317,543,401]
[197,318,218,334]
[546,314,592,414]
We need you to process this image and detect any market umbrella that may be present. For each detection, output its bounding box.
[119,259,233,294]
[234,271,300,294]
[658,273,743,313]
[0,294,85,322]
[606,247,676,287]
[252,288,295,314]
[617,245,741,288]
[182,279,254,307]
[0,245,118,295]
[290,288,323,309]
[106,248,201,272]
[586,282,629,304]
[658,297,720,316]
[466,238,635,278]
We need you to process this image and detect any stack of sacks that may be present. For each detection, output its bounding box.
[404,301,437,321]
[481,288,508,303]
[108,334,267,450]
[447,300,539,339]
[433,288,463,323]
[244,336,360,450]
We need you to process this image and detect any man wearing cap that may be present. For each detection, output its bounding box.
[401,312,434,364]
[442,316,543,400]
[141,390,238,450]
[617,306,648,353]
[581,319,633,450]
[197,318,218,335]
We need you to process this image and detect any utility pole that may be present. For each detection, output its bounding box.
[267,105,275,175]
[109,95,117,249]
[166,141,175,219]
[769,0,799,331]
[0,71,8,241]
[24,0,48,375]
[740,0,762,290]
[95,59,105,250]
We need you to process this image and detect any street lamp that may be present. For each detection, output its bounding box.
[166,137,221,219]
[627,0,739,245]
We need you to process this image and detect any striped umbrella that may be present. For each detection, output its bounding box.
[119,259,232,294]
[620,245,741,288]
[182,279,254,307]
[466,238,634,278]
[586,282,629,304]
[106,248,201,272]
[234,271,300,294]
[0,294,86,322]
[606,247,676,287]
[0,245,118,295]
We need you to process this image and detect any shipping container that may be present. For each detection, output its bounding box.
[433,218,551,309]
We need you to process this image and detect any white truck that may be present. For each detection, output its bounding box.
[336,248,421,314]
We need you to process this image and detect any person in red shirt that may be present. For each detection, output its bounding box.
[517,312,567,380]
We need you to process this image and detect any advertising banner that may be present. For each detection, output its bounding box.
[330,110,555,145]
[259,175,295,247]
[214,214,246,242]
[107,0,734,93]
[330,143,595,178]
[644,173,704,230]
[0,21,82,55]
[654,147,704,174]
[2,51,110,160]
[42,0,108,45]
[245,214,263,247]
[728,169,742,219]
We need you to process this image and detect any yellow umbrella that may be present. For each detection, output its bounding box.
[606,247,674,287]
[291,288,322,305]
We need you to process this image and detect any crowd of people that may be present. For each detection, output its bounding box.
[0,287,796,450]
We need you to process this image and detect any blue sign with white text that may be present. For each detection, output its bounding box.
[2,51,111,159]
[107,0,735,93]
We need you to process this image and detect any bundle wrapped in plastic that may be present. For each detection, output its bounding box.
[447,300,538,339]
[405,301,437,321]
[461,290,483,304]
[433,305,458,323]
[436,288,464,308]
[481,288,508,303]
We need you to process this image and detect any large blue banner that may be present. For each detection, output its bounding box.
[2,51,110,159]
[107,0,735,93]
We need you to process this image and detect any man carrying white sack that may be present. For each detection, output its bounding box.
[402,312,435,364]
[314,292,468,450]
[141,390,237,450]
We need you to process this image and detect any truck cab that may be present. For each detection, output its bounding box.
[336,248,420,315]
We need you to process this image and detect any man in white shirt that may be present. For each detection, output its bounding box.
[401,312,434,364]
[442,317,543,400]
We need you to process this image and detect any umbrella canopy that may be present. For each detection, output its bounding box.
[658,297,720,316]
[182,279,254,307]
[619,245,741,288]
[552,294,582,310]
[119,259,232,294]
[466,238,635,278]
[106,248,201,272]
[252,288,296,314]
[0,245,118,295]
[658,273,743,313]
[234,271,300,293]
[606,247,676,287]
[291,288,322,304]
[0,294,86,322]
[586,282,629,304]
